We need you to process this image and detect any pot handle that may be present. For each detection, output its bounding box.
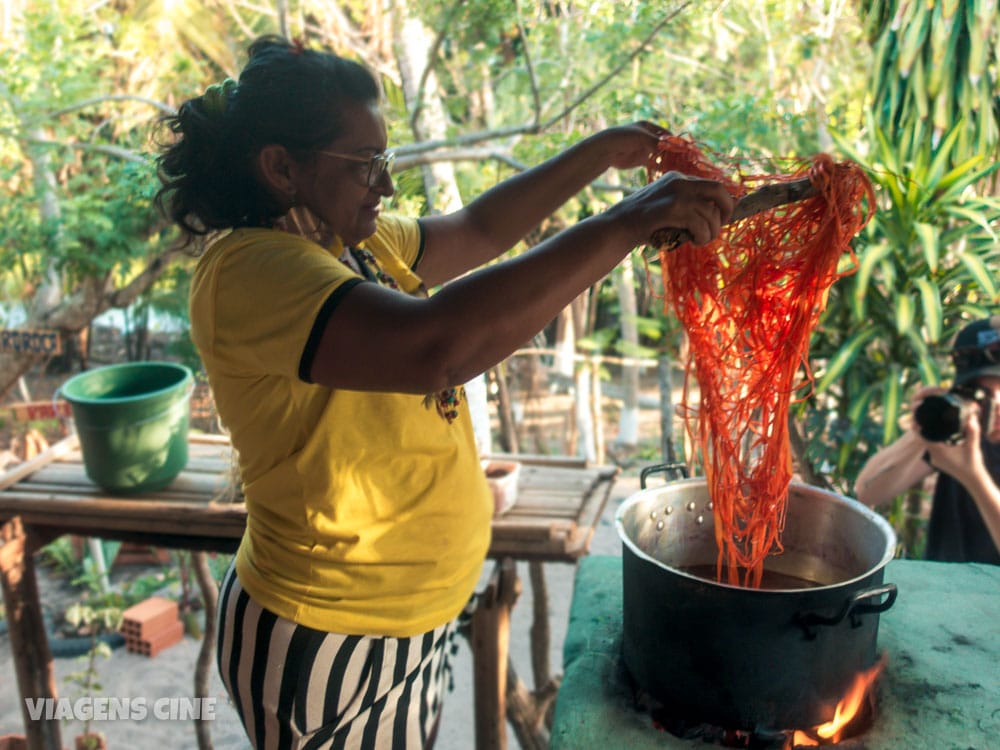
[794,583,898,640]
[640,462,689,489]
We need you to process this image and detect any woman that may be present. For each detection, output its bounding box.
[155,34,732,750]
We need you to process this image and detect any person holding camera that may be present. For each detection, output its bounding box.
[855,317,1000,564]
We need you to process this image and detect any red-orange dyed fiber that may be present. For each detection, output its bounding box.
[648,135,875,588]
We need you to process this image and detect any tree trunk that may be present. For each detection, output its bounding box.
[614,257,641,446]
[0,248,183,400]
[391,0,493,453]
[26,125,65,324]
[553,307,575,382]
[391,3,462,215]
[491,365,519,454]
[574,361,595,461]
[658,355,676,465]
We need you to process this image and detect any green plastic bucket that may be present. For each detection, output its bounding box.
[60,361,194,493]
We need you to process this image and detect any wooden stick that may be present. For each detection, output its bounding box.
[0,517,63,750]
[0,434,78,492]
[192,550,218,750]
[649,175,817,250]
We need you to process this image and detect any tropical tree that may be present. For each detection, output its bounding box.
[0,1,899,459]
[0,0,231,396]
[798,0,1000,552]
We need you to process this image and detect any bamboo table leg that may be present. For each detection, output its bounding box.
[0,517,62,750]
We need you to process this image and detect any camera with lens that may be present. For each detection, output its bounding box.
[914,385,994,444]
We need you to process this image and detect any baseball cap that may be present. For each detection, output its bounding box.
[952,316,1000,385]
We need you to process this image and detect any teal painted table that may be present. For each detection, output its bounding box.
[552,555,1000,749]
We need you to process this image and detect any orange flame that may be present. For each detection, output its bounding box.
[790,658,885,747]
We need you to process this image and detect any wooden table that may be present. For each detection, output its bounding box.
[0,433,617,750]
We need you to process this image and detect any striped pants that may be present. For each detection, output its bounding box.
[217,563,456,750]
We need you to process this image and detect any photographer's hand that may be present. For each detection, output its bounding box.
[855,428,934,508]
[925,407,1000,552]
[855,385,946,508]
[924,414,983,475]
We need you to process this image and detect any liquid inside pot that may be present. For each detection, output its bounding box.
[677,563,824,590]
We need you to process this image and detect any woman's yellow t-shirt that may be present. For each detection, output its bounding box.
[190,215,492,637]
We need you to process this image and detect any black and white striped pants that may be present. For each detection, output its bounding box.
[217,563,456,750]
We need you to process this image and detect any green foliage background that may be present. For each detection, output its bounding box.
[1,1,998,533]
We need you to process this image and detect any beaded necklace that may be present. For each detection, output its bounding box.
[348,247,463,423]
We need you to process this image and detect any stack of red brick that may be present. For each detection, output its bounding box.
[120,596,184,657]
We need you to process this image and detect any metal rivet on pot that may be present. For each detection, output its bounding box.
[649,510,657,520]
[686,501,696,511]
[707,501,714,510]
[664,506,673,515]
[656,520,665,530]
[696,515,704,524]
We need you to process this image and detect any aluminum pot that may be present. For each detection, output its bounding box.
[616,474,897,731]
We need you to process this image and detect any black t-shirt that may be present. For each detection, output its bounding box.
[925,439,1000,564]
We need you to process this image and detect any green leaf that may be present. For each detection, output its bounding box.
[882,364,903,445]
[946,206,1000,243]
[893,291,914,335]
[873,123,902,189]
[925,120,964,186]
[934,157,998,204]
[852,242,893,319]
[837,382,879,473]
[958,249,999,300]
[848,382,878,427]
[913,222,939,273]
[913,277,943,344]
[905,328,939,385]
[815,327,881,395]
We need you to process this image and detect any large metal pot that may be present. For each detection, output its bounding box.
[616,475,897,731]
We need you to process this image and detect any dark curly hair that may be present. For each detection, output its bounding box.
[154,35,381,236]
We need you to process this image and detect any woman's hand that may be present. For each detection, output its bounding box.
[610,169,734,248]
[594,121,670,171]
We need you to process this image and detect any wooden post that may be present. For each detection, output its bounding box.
[527,562,550,690]
[575,362,595,463]
[590,362,605,465]
[490,365,519,454]
[470,558,519,750]
[191,552,218,750]
[658,355,676,465]
[0,518,62,750]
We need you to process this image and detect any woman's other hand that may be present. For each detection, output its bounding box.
[596,120,670,171]
[610,170,734,248]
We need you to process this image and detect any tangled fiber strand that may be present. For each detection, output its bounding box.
[649,135,875,588]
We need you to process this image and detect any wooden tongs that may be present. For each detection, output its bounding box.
[649,176,817,251]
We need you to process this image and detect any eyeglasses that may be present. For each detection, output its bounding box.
[316,149,395,188]
[952,339,1000,371]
